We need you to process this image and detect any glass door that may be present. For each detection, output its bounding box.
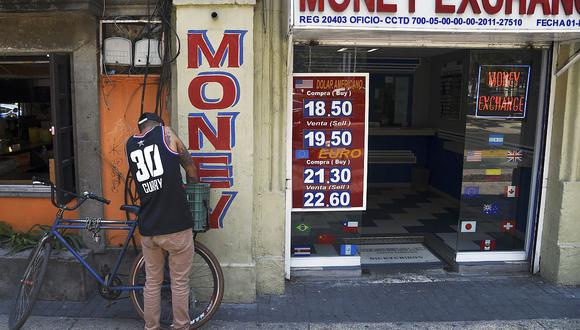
[456,49,546,261]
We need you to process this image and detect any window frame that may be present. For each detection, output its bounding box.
[0,53,76,200]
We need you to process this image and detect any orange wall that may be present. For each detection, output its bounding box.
[99,75,169,246]
[0,198,79,232]
[0,76,164,240]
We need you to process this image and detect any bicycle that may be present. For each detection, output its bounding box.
[8,177,224,330]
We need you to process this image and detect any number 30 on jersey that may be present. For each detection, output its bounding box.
[130,144,164,182]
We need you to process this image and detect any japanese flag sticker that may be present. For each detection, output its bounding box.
[460,221,477,233]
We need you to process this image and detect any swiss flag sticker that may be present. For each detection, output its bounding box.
[500,220,517,233]
[505,186,520,198]
[480,240,496,251]
[460,221,477,233]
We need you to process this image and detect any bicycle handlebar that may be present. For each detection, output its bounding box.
[32,176,111,211]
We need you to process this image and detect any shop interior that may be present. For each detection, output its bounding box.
[0,57,53,184]
[291,46,544,267]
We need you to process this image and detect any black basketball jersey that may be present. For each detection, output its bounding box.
[126,125,193,236]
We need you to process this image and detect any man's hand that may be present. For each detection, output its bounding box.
[164,127,199,184]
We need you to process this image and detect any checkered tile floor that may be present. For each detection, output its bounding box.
[363,186,460,250]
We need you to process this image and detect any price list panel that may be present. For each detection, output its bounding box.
[291,74,369,211]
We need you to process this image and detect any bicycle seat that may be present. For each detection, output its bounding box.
[120,204,140,215]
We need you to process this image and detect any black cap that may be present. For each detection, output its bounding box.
[137,112,164,127]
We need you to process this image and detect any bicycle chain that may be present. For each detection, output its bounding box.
[85,217,102,243]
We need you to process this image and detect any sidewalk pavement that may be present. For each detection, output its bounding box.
[0,268,579,329]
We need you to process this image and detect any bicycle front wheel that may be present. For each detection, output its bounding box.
[8,235,52,330]
[129,241,224,329]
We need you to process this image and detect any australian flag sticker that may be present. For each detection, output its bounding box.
[488,134,504,146]
[483,203,499,215]
[295,149,309,159]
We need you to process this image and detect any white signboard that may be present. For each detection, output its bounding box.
[292,0,580,32]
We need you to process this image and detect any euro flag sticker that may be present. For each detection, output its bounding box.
[340,244,358,256]
[295,149,309,159]
[464,186,480,198]
[488,134,504,146]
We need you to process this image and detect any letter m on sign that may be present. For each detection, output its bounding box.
[188,30,247,68]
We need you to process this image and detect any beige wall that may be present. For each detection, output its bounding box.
[173,0,287,302]
[540,42,580,285]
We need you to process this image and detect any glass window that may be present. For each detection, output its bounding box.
[0,55,76,199]
[0,59,52,184]
[457,49,544,252]
[290,45,547,263]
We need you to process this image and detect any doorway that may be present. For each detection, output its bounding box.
[289,45,548,270]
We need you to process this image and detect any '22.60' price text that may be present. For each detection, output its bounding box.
[303,191,351,208]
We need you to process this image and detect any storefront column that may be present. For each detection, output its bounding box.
[174,0,257,302]
[540,42,580,285]
[252,0,287,295]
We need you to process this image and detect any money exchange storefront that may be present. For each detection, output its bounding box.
[285,0,580,275]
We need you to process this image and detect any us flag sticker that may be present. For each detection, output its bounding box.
[460,221,477,233]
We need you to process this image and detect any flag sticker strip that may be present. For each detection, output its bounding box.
[488,134,504,146]
[500,220,516,233]
[293,246,311,256]
[505,185,520,198]
[340,244,358,256]
[467,150,482,162]
[507,150,523,162]
[464,186,480,198]
[483,203,499,215]
[295,79,314,89]
[295,149,309,159]
[460,221,477,233]
[480,240,496,251]
[485,169,502,176]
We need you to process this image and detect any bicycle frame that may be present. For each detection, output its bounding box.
[50,212,144,292]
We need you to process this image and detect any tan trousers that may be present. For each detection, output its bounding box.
[141,229,194,330]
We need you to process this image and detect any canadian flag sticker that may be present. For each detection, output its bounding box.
[460,221,477,233]
[505,186,520,198]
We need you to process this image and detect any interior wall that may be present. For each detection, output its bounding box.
[411,58,431,128]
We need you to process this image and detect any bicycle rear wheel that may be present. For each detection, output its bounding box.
[130,241,224,329]
[8,235,52,330]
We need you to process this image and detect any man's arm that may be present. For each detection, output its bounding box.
[164,127,198,183]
